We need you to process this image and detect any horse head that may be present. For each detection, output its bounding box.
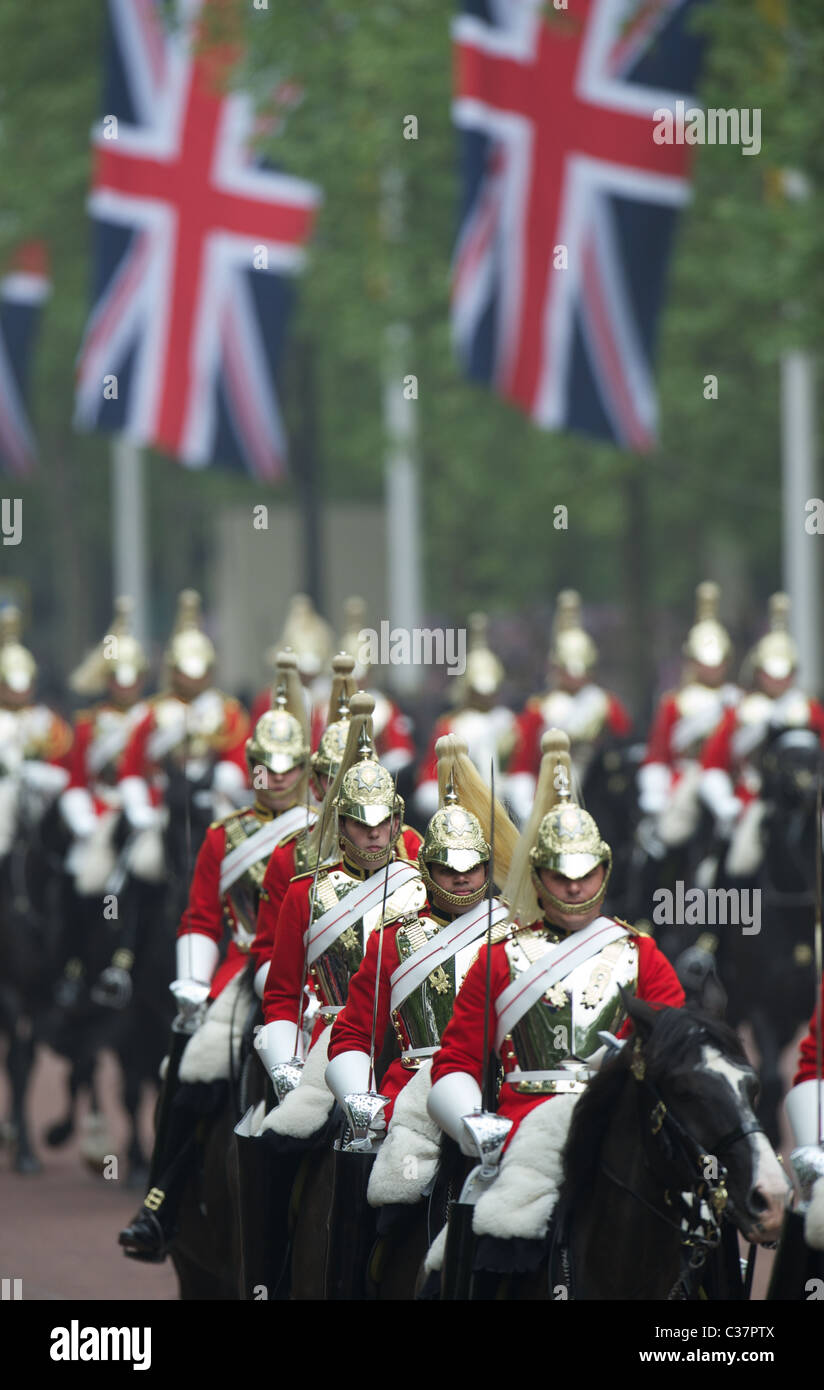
[622,997,790,1246]
[760,727,824,816]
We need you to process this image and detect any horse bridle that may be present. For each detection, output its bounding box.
[600,1036,764,1294]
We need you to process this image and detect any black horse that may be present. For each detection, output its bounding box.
[714,727,823,1146]
[466,1000,789,1300]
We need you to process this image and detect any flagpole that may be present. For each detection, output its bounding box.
[112,435,149,647]
[381,166,422,698]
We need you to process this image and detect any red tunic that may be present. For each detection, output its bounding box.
[327,907,444,1123]
[66,703,147,812]
[509,690,631,777]
[119,691,249,804]
[253,825,422,987]
[262,828,423,1035]
[702,697,824,803]
[177,822,249,1000]
[431,927,684,1141]
[794,977,824,1086]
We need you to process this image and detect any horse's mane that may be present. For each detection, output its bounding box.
[561,1006,748,1207]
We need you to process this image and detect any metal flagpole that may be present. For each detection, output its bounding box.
[112,436,149,646]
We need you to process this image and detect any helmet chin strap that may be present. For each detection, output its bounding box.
[339,819,401,872]
[532,864,611,922]
[419,859,488,914]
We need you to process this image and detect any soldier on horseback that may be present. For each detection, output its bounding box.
[117,661,311,1262]
[700,592,824,879]
[507,591,631,824]
[425,729,684,1289]
[638,582,739,850]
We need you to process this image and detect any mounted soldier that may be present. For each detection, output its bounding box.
[249,652,356,1000]
[507,591,631,824]
[413,613,517,824]
[118,656,311,1262]
[338,595,416,791]
[322,733,518,1297]
[638,582,739,851]
[426,728,684,1292]
[700,592,824,879]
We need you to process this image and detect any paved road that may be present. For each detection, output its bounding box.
[0,1044,177,1301]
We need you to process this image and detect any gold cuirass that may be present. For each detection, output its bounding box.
[503,927,639,1091]
[309,865,427,1010]
[221,808,272,947]
[391,916,479,1069]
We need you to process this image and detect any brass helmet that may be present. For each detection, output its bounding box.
[339,595,369,682]
[453,612,504,704]
[271,593,334,681]
[503,729,611,926]
[749,592,797,682]
[166,590,215,682]
[549,591,597,679]
[70,596,148,697]
[329,693,403,867]
[0,606,36,695]
[311,653,356,784]
[248,650,310,776]
[682,582,731,671]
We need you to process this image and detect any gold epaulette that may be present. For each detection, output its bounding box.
[289,868,317,885]
[209,806,247,832]
[615,917,651,938]
[489,917,515,945]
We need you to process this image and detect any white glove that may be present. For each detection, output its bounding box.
[120,775,160,831]
[700,768,742,836]
[60,786,98,839]
[427,1071,483,1155]
[325,1049,385,1131]
[637,762,670,817]
[255,1019,305,1083]
[20,760,69,797]
[212,759,247,799]
[785,1080,824,1150]
[171,935,218,1018]
[253,961,270,999]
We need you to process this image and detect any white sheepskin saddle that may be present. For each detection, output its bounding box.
[367,1063,441,1208]
[178,970,252,1084]
[258,1028,334,1140]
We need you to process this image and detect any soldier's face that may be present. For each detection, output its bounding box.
[757,670,794,698]
[539,864,605,930]
[257,765,303,807]
[340,815,392,851]
[429,863,487,896]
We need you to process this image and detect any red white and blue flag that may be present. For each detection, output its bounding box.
[75,0,320,480]
[0,242,50,477]
[451,0,706,452]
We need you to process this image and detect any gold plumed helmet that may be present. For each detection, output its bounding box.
[453,613,504,704]
[70,596,148,696]
[311,653,356,783]
[270,594,334,681]
[503,729,611,926]
[419,734,520,913]
[0,606,36,695]
[682,582,731,670]
[749,592,797,682]
[324,692,403,867]
[165,590,215,682]
[550,590,597,679]
[340,595,369,681]
[248,650,310,776]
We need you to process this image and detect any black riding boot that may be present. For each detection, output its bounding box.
[118,1099,199,1262]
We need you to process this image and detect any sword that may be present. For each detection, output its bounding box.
[292,782,333,1064]
[816,769,822,1146]
[367,772,398,1094]
[482,761,496,1111]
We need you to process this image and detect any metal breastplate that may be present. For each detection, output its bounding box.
[673,684,725,759]
[503,929,639,1092]
[391,915,478,1068]
[309,865,427,1012]
[221,809,271,947]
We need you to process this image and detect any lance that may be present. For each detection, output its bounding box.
[816,769,822,1146]
[442,760,511,1300]
[367,772,398,1094]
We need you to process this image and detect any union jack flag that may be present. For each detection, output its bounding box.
[75,0,320,480]
[451,0,706,452]
[0,243,50,477]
